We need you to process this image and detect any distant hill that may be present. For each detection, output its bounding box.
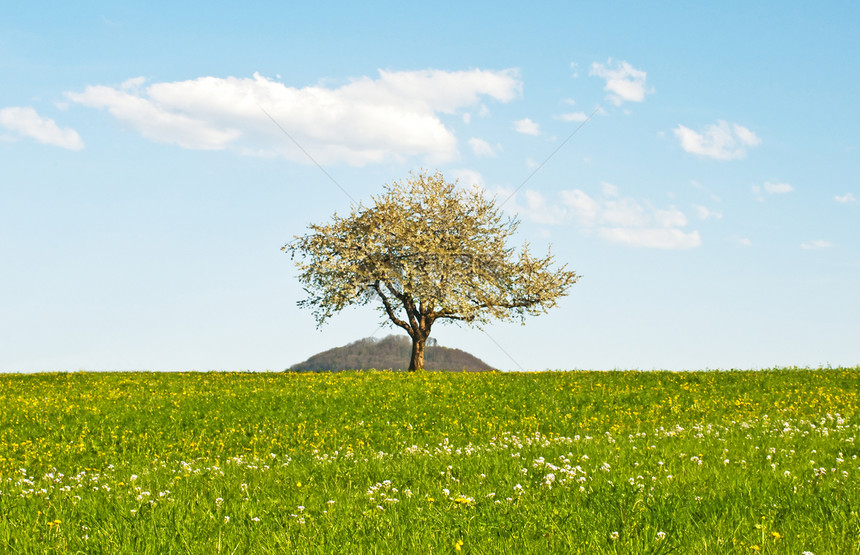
[288,335,494,372]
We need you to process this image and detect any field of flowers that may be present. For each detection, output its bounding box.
[1,368,858,553]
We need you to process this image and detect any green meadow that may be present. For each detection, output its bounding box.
[1,369,858,553]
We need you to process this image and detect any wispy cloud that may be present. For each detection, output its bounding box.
[835,193,856,203]
[450,168,486,194]
[0,106,84,150]
[513,117,540,136]
[501,183,700,249]
[468,137,496,157]
[589,59,653,105]
[558,111,589,122]
[598,227,700,249]
[693,205,723,220]
[763,182,793,194]
[674,120,760,160]
[66,69,522,166]
[752,181,794,200]
[800,240,832,250]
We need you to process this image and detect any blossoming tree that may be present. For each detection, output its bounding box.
[285,170,579,371]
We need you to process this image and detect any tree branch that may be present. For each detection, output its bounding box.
[373,281,412,334]
[384,281,419,331]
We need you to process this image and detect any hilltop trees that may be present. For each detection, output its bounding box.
[285,170,579,371]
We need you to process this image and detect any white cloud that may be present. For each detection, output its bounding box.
[835,193,856,203]
[763,181,793,194]
[800,240,832,250]
[738,238,753,247]
[513,118,540,136]
[570,62,579,78]
[601,182,619,197]
[674,120,761,160]
[601,197,650,227]
[654,206,689,228]
[468,137,496,157]
[599,227,701,250]
[559,111,588,122]
[521,190,567,225]
[67,69,522,166]
[589,59,653,105]
[68,85,240,150]
[507,184,700,249]
[450,169,486,191]
[121,76,146,91]
[732,124,760,147]
[752,181,794,201]
[0,106,84,150]
[559,189,599,227]
[694,205,723,220]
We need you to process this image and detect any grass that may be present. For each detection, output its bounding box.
[1,368,858,553]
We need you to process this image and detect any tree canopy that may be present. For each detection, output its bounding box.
[285,170,579,371]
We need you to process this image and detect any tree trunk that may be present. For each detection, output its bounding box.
[408,332,427,372]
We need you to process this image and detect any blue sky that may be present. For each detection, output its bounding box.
[2,1,858,372]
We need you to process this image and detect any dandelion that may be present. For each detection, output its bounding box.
[454,539,464,551]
